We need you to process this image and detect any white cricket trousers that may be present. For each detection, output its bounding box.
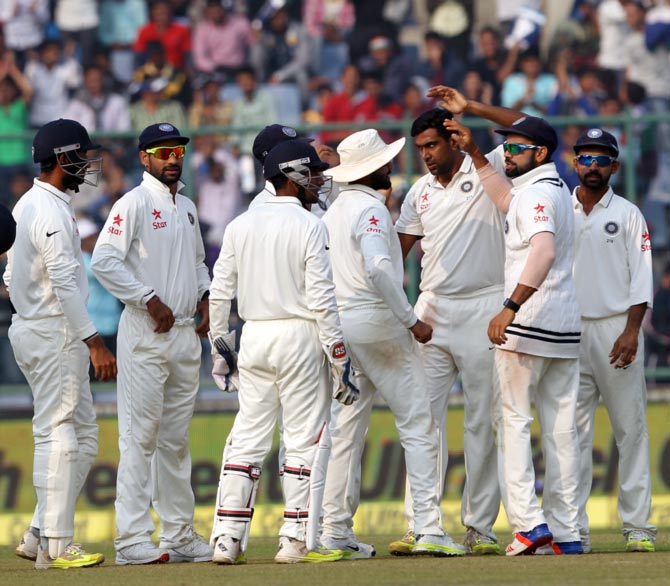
[214,318,331,541]
[404,289,501,538]
[576,315,657,538]
[114,306,201,550]
[9,315,98,539]
[493,349,581,543]
[322,307,443,539]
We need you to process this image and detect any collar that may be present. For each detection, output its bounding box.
[266,196,303,206]
[511,162,559,189]
[34,178,73,205]
[571,186,614,211]
[141,171,185,197]
[423,155,471,190]
[339,183,386,203]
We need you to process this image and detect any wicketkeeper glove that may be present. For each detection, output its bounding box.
[328,342,360,405]
[210,331,239,393]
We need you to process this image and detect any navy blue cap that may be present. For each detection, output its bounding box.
[263,139,329,180]
[138,122,190,151]
[252,124,313,163]
[573,128,619,157]
[495,116,558,155]
[32,119,100,163]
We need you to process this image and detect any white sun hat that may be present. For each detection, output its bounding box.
[325,129,406,183]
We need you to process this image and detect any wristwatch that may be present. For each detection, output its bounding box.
[503,297,521,312]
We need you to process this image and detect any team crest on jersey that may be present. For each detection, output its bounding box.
[461,181,473,193]
[504,220,509,234]
[188,212,195,225]
[604,221,619,237]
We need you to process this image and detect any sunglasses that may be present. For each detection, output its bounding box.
[145,145,186,160]
[502,142,541,155]
[575,154,616,167]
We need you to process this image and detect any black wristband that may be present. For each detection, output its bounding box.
[503,297,521,312]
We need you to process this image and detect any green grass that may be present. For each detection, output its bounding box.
[1,531,670,585]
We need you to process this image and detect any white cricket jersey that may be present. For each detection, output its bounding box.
[395,147,507,296]
[501,163,581,358]
[572,187,653,318]
[91,172,211,319]
[322,184,417,328]
[247,181,276,209]
[4,179,96,340]
[209,196,343,349]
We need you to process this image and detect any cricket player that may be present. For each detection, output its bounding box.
[320,128,465,558]
[391,106,513,556]
[432,85,583,556]
[6,119,116,569]
[91,123,213,565]
[0,203,16,254]
[571,128,656,553]
[208,139,358,565]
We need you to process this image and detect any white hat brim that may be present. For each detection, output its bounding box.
[325,137,406,183]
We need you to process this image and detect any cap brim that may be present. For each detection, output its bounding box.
[494,127,537,142]
[325,137,406,183]
[140,136,190,150]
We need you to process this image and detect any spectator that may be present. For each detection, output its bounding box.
[230,66,277,192]
[98,0,148,84]
[303,0,355,84]
[133,40,187,101]
[129,77,187,133]
[250,1,312,99]
[54,0,100,66]
[0,0,49,67]
[469,26,520,106]
[500,49,558,117]
[192,0,251,80]
[320,64,361,147]
[416,31,467,94]
[64,64,131,133]
[24,39,82,128]
[553,124,584,192]
[353,71,403,144]
[133,0,191,70]
[356,34,414,102]
[547,47,605,118]
[461,69,496,153]
[188,73,232,130]
[0,51,33,206]
[596,0,629,95]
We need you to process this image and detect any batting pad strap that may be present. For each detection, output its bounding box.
[280,465,311,480]
[216,506,254,522]
[284,509,310,522]
[223,463,262,480]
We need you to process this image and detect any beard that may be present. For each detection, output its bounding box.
[505,153,538,178]
[62,172,84,193]
[369,167,392,190]
[582,171,609,190]
[157,165,182,185]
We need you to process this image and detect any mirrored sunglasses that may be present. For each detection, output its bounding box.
[145,145,186,160]
[575,154,616,167]
[502,142,541,155]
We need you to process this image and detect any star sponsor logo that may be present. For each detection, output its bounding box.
[533,202,548,224]
[366,215,382,234]
[108,214,123,236]
[419,192,430,211]
[152,208,162,220]
[641,231,652,252]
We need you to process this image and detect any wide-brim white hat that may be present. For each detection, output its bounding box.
[325,129,405,183]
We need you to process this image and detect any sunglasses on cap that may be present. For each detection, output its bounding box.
[575,154,616,167]
[502,142,541,155]
[145,145,186,160]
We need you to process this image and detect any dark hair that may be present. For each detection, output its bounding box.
[39,156,58,173]
[269,174,289,191]
[411,108,454,140]
[235,65,256,78]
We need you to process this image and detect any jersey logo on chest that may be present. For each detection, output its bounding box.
[108,214,123,236]
[419,192,430,211]
[152,208,168,230]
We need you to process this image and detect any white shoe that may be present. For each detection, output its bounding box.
[116,541,170,565]
[413,533,466,557]
[274,536,343,563]
[166,526,213,562]
[15,528,39,561]
[464,527,501,555]
[35,543,105,569]
[212,535,245,565]
[321,535,376,560]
